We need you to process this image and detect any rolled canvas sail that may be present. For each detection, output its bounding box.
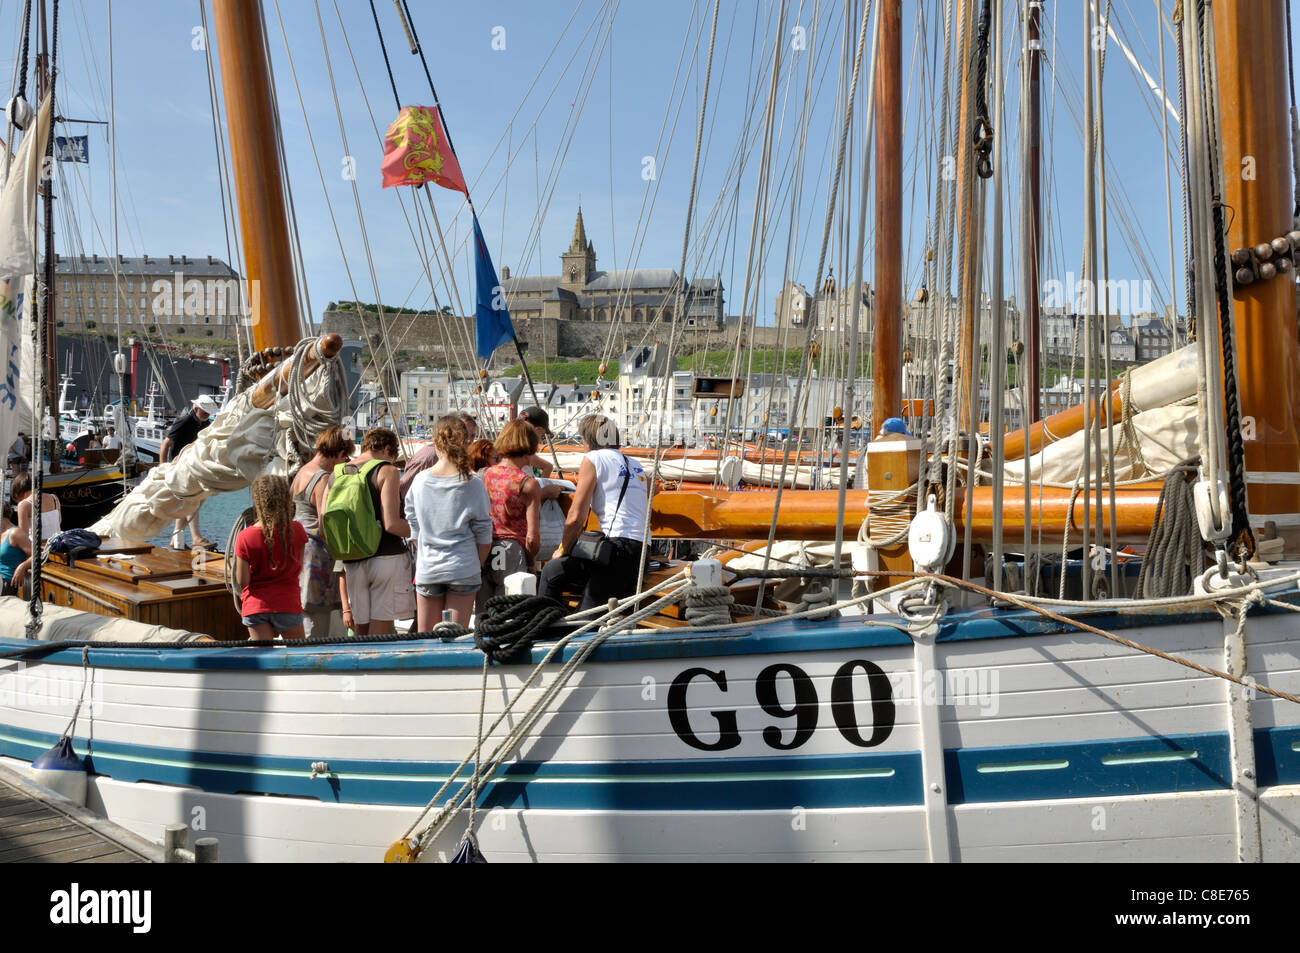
[0,95,51,457]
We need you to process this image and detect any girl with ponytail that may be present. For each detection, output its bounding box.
[404,415,493,628]
[233,474,309,643]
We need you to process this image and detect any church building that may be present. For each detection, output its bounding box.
[501,209,724,327]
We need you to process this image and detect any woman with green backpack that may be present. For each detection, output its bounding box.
[322,428,414,636]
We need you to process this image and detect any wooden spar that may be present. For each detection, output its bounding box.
[1004,379,1121,461]
[249,334,343,409]
[649,484,1162,544]
[1213,0,1300,553]
[211,0,301,351]
[953,0,981,427]
[1003,342,1198,461]
[1024,0,1043,423]
[872,0,902,420]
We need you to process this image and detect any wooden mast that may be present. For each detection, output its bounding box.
[1213,0,1300,555]
[211,0,301,351]
[872,0,902,420]
[1023,0,1043,424]
[952,0,982,431]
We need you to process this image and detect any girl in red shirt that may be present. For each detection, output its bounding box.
[234,474,309,643]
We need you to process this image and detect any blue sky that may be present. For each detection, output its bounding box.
[6,0,1297,357]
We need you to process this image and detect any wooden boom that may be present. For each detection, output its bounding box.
[650,484,1162,545]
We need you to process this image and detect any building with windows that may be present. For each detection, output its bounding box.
[55,253,244,335]
[400,367,451,429]
[501,209,724,328]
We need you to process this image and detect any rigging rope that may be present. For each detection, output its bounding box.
[1135,456,1205,598]
[971,0,994,179]
[28,0,59,640]
[1194,0,1254,560]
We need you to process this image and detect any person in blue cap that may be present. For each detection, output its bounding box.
[876,416,913,440]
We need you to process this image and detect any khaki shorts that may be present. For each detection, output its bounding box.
[343,552,416,626]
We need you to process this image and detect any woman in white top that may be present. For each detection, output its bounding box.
[16,472,61,547]
[540,414,648,611]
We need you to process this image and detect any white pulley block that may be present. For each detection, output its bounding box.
[718,455,743,487]
[1193,476,1231,543]
[908,494,955,573]
[6,96,32,130]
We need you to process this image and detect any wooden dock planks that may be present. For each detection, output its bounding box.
[0,764,158,863]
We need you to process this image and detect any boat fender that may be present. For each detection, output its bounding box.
[28,735,89,807]
[908,494,954,574]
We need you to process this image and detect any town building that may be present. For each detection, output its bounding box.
[55,253,245,336]
[501,209,725,328]
[482,377,526,429]
[400,367,451,429]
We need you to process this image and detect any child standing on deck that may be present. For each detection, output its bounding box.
[234,474,309,643]
[405,415,492,629]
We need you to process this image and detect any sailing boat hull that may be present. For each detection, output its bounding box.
[0,599,1297,862]
[42,466,130,529]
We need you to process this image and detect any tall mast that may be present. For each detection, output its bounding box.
[952,0,983,434]
[1214,0,1300,555]
[37,3,58,474]
[1022,0,1042,424]
[211,0,300,350]
[871,0,902,421]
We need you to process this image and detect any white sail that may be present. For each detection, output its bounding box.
[0,96,50,457]
[90,344,343,543]
[0,94,50,277]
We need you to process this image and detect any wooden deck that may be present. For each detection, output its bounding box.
[39,539,246,640]
[0,763,159,863]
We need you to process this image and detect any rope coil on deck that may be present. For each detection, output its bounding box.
[682,585,734,628]
[473,595,569,664]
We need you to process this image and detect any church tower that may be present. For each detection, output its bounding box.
[561,207,597,289]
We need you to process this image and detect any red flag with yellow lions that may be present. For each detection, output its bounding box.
[381,106,467,193]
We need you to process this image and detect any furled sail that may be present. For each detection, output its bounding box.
[90,338,345,543]
[0,95,51,457]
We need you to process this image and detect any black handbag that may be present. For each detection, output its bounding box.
[568,454,632,565]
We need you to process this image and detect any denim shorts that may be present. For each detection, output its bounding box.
[416,578,480,597]
[241,612,305,630]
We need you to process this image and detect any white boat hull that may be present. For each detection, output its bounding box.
[1,601,1297,862]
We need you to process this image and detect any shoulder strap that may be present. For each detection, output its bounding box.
[610,452,632,524]
[304,469,328,497]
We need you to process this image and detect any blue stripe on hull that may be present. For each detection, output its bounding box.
[944,733,1233,803]
[1,592,1296,670]
[1,722,1297,809]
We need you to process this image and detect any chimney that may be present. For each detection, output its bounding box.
[181,255,189,265]
[169,254,175,265]
[118,254,125,263]
[207,255,213,265]
[93,253,100,263]
[501,265,511,280]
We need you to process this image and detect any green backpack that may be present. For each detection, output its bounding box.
[321,459,385,561]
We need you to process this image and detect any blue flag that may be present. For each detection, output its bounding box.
[474,215,514,361]
[55,136,88,163]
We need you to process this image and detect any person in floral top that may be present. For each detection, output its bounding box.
[480,419,543,607]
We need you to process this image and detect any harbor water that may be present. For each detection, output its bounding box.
[147,488,252,551]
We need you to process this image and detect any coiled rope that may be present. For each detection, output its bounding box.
[472,594,569,664]
[1135,457,1205,598]
[682,585,734,628]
